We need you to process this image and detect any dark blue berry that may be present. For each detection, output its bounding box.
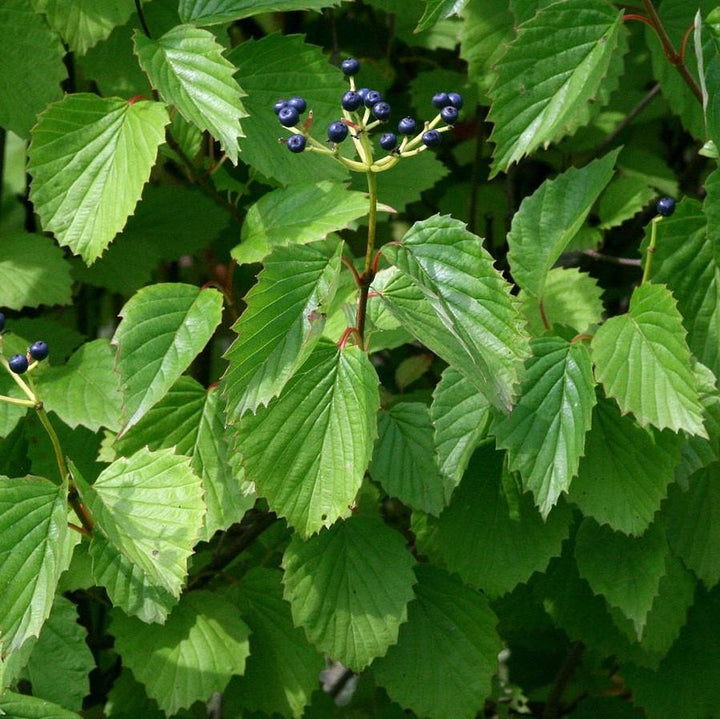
[357,87,370,100]
[379,133,397,151]
[432,92,449,108]
[656,197,676,217]
[328,121,349,143]
[341,58,360,76]
[422,129,442,147]
[364,90,382,108]
[372,101,391,120]
[440,106,458,124]
[8,354,28,374]
[398,117,416,135]
[342,91,363,111]
[447,92,464,109]
[287,135,306,153]
[0,312,5,332]
[278,106,300,127]
[273,99,288,115]
[287,97,307,114]
[29,341,49,361]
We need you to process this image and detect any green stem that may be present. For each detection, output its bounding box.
[0,355,36,401]
[356,169,378,344]
[0,394,35,407]
[35,404,68,484]
[641,216,660,285]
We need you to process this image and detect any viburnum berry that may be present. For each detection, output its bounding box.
[273,99,288,115]
[447,92,464,109]
[341,58,360,76]
[441,106,458,124]
[287,96,307,113]
[8,354,28,374]
[398,117,416,135]
[379,133,397,150]
[278,106,300,127]
[357,87,370,101]
[372,101,391,120]
[656,197,676,217]
[29,340,49,361]
[342,91,363,111]
[0,312,5,332]
[287,135,306,153]
[422,129,442,147]
[364,90,382,108]
[432,92,449,108]
[328,121,349,143]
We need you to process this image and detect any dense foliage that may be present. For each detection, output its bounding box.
[1,1,719,718]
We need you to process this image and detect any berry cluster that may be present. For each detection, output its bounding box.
[273,57,463,173]
[0,313,49,376]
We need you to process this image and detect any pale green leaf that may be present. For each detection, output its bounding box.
[113,283,223,433]
[382,215,530,411]
[431,443,572,597]
[487,0,624,175]
[236,340,379,537]
[39,339,123,433]
[224,568,324,719]
[568,395,682,536]
[373,565,503,719]
[369,402,450,515]
[179,0,342,25]
[507,150,619,298]
[223,239,343,419]
[134,25,247,163]
[575,518,668,637]
[0,692,82,719]
[282,515,416,671]
[416,0,469,33]
[0,476,76,655]
[591,283,706,436]
[112,592,250,715]
[234,183,367,265]
[73,448,205,610]
[0,0,66,137]
[0,233,73,310]
[27,94,169,265]
[493,336,597,517]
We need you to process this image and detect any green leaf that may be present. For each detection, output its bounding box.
[0,476,76,655]
[31,0,135,54]
[178,0,343,25]
[591,283,706,436]
[598,175,656,229]
[113,283,224,433]
[0,692,82,719]
[224,568,324,719]
[665,464,720,589]
[519,267,605,337]
[430,444,572,597]
[487,0,624,175]
[0,0,67,137]
[416,0,469,33]
[39,339,122,433]
[282,515,416,671]
[0,233,73,310]
[373,565,503,719]
[24,596,94,711]
[73,448,205,612]
[112,592,250,715]
[235,340,379,537]
[507,150,619,298]
[104,669,165,719]
[134,25,247,163]
[574,518,668,637]
[27,94,169,265]
[369,402,450,515]
[568,395,682,536]
[223,239,343,420]
[493,336,597,517]
[234,183,368,265]
[431,367,490,486]
[382,215,530,411]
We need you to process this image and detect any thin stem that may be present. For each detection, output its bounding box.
[539,299,551,331]
[134,0,152,38]
[582,248,642,267]
[641,216,660,284]
[596,82,661,154]
[0,356,36,401]
[0,394,35,407]
[356,169,378,343]
[36,404,68,484]
[624,13,654,28]
[342,255,362,287]
[543,642,584,719]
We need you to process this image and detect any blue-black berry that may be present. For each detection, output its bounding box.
[372,101,391,120]
[357,87,370,101]
[287,97,307,114]
[656,197,676,217]
[432,92,449,108]
[364,90,382,108]
[287,135,306,153]
[29,340,49,361]
[273,99,288,115]
[441,106,458,124]
[0,312,4,332]
[342,91,363,111]
[379,133,397,151]
[8,354,28,374]
[398,117,416,135]
[328,121,349,143]
[341,58,360,76]
[278,106,300,127]
[422,129,442,147]
[447,92,464,109]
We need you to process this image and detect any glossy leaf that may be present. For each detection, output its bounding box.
[179,0,343,25]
